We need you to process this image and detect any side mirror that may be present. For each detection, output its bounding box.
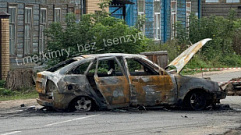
[159,70,163,75]
[165,65,177,74]
[159,70,167,75]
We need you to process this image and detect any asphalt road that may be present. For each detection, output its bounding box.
[209,71,241,83]
[0,71,241,135]
[0,110,240,135]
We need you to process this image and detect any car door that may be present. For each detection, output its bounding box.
[94,57,130,109]
[125,57,174,106]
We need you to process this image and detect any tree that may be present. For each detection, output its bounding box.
[174,9,241,67]
[43,1,148,66]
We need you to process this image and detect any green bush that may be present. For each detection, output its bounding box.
[220,54,241,66]
[185,55,210,69]
[43,1,148,67]
[159,9,241,70]
[147,40,181,62]
[0,88,14,96]
[0,80,5,87]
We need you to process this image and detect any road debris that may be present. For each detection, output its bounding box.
[221,77,241,96]
[181,115,188,118]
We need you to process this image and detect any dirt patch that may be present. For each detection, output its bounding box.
[0,99,39,110]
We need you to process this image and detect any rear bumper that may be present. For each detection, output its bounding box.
[36,93,75,110]
[36,98,53,107]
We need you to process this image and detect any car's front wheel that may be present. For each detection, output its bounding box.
[188,91,207,110]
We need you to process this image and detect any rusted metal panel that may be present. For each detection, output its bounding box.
[36,73,47,94]
[35,48,226,111]
[95,76,130,107]
[167,38,211,73]
[129,75,174,106]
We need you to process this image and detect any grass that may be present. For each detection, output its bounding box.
[0,87,38,101]
[147,39,241,74]
[177,53,241,75]
[0,80,38,101]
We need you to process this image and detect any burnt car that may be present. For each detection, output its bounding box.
[36,38,226,111]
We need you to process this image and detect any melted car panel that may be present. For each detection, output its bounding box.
[36,39,226,111]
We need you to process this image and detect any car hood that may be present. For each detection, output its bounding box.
[166,38,212,74]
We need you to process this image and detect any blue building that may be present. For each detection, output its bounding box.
[110,0,202,43]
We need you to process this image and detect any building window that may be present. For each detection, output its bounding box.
[138,0,145,13]
[54,8,61,22]
[186,2,191,28]
[39,8,47,54]
[9,6,17,56]
[138,0,145,34]
[82,0,86,15]
[171,0,177,39]
[226,0,240,3]
[154,0,161,40]
[24,7,33,55]
[68,7,74,13]
[205,0,219,3]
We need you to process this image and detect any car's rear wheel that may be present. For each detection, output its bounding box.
[71,97,92,112]
[188,91,207,110]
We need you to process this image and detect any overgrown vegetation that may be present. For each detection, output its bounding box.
[44,0,149,66]
[0,89,37,101]
[43,0,241,70]
[0,80,37,101]
[148,9,241,69]
[0,80,5,88]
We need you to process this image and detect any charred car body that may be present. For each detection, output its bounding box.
[36,39,226,111]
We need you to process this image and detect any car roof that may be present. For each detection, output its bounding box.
[73,53,146,60]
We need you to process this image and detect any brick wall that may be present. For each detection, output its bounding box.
[0,17,10,80]
[86,0,108,14]
[86,0,100,13]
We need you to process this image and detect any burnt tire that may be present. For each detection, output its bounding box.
[187,91,207,111]
[69,97,92,112]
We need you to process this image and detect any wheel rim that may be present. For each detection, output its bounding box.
[74,97,92,111]
[189,92,206,110]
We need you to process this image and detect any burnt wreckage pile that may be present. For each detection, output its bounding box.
[222,77,241,96]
